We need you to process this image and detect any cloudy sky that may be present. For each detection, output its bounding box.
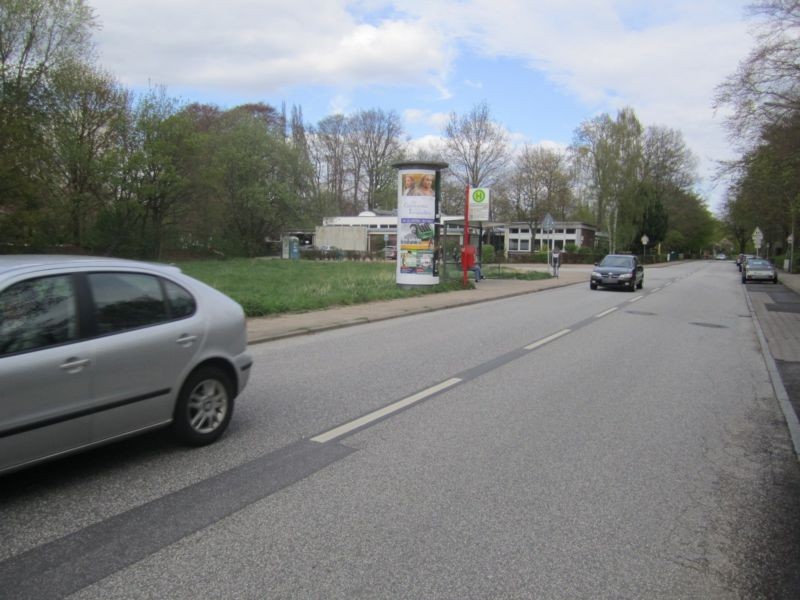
[89,0,756,212]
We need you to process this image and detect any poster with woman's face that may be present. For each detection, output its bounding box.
[401,173,435,197]
[397,169,438,285]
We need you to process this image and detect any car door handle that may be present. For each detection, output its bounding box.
[60,357,90,374]
[176,334,198,347]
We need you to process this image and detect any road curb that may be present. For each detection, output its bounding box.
[743,284,800,462]
[247,278,583,345]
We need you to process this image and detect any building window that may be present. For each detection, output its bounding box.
[566,228,576,234]
[510,228,519,234]
[509,239,519,251]
[520,228,530,234]
[520,239,530,251]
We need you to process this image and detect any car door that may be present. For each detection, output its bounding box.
[84,271,205,442]
[0,273,94,473]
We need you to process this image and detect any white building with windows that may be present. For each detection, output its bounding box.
[314,213,598,255]
[505,221,597,253]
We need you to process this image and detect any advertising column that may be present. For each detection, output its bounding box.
[397,169,439,286]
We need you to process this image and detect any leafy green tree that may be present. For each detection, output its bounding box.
[48,61,128,247]
[572,107,642,252]
[663,190,715,254]
[0,0,97,247]
[127,88,197,258]
[631,182,668,252]
[210,106,307,256]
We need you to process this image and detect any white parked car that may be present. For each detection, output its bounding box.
[0,255,252,475]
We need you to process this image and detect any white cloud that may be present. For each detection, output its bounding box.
[402,108,450,131]
[91,0,454,93]
[404,134,445,156]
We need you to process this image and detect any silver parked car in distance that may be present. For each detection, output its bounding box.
[0,255,252,475]
[741,257,778,284]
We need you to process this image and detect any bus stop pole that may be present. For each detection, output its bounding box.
[463,186,470,286]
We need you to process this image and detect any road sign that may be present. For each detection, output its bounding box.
[542,213,555,230]
[469,187,490,221]
[641,234,649,246]
[753,227,763,249]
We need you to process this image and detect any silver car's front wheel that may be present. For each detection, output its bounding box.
[172,366,234,445]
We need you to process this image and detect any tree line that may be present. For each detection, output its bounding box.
[716,0,800,263]
[1,0,717,259]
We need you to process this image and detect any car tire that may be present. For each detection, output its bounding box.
[742,276,746,284]
[628,280,636,292]
[637,278,643,290]
[590,282,598,290]
[172,366,234,446]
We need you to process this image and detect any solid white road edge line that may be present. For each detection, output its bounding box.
[311,378,463,444]
[524,329,571,351]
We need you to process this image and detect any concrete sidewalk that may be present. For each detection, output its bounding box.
[246,266,589,344]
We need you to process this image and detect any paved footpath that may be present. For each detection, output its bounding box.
[745,269,800,459]
[246,265,590,344]
[245,261,800,459]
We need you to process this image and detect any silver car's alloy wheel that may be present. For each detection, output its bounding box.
[187,379,229,434]
[172,366,235,446]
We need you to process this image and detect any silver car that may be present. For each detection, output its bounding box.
[0,255,252,475]
[741,257,778,284]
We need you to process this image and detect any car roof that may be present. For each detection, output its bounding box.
[0,255,181,278]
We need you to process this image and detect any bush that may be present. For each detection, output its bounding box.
[482,245,496,265]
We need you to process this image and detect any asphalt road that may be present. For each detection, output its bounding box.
[2,261,799,599]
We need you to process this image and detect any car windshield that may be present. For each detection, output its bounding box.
[599,256,633,268]
[748,259,770,267]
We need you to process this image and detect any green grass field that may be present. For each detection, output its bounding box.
[177,259,550,317]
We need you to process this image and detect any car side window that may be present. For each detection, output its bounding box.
[163,279,195,318]
[0,275,77,356]
[89,273,169,334]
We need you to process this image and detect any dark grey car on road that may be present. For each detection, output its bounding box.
[0,255,252,475]
[590,254,644,291]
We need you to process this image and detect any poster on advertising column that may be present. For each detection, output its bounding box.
[397,169,438,285]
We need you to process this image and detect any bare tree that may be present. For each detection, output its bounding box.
[714,0,800,147]
[347,109,403,212]
[312,114,350,214]
[508,145,574,250]
[444,101,509,189]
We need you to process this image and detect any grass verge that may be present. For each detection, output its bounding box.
[178,259,471,317]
